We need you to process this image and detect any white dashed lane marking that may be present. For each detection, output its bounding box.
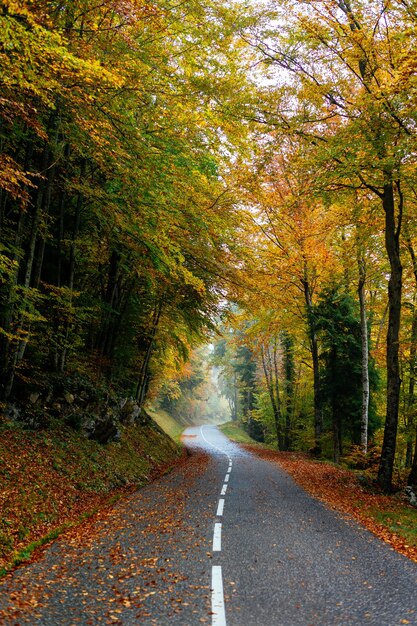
[216,498,225,517]
[199,426,231,626]
[213,522,222,551]
[211,566,226,626]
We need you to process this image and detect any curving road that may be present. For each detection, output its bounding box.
[0,425,416,625]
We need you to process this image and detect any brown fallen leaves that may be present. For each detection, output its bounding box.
[243,445,417,564]
[0,422,185,573]
[0,450,212,624]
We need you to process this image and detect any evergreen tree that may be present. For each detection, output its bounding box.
[234,344,264,442]
[315,287,378,463]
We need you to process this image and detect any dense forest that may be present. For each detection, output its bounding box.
[2,0,417,493]
[0,0,248,434]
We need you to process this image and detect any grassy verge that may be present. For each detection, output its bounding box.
[372,508,417,548]
[147,407,185,442]
[0,417,183,575]
[219,421,261,444]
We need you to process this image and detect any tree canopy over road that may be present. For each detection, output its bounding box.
[3,0,417,493]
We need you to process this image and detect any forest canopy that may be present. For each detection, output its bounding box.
[0,0,248,400]
[2,0,417,492]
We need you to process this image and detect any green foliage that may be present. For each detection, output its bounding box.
[219,421,258,444]
[315,286,379,444]
[251,390,277,444]
[373,508,417,548]
[0,0,253,404]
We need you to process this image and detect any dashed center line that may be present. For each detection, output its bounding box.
[211,566,226,626]
[199,426,231,626]
[200,425,230,456]
[213,522,222,551]
[216,498,225,517]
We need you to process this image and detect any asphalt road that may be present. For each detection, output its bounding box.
[0,424,416,625]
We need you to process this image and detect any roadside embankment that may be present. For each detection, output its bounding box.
[0,412,184,575]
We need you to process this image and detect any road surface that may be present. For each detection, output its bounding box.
[0,425,416,625]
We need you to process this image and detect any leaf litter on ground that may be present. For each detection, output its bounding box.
[243,445,417,563]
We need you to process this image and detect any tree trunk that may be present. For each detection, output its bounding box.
[97,248,121,360]
[68,159,85,292]
[405,304,417,468]
[261,343,282,449]
[332,410,342,464]
[358,256,370,454]
[404,230,417,470]
[406,324,417,469]
[0,141,33,397]
[272,339,286,449]
[377,181,403,491]
[0,208,26,343]
[407,427,417,489]
[0,188,7,242]
[330,345,342,463]
[1,140,52,398]
[33,162,56,289]
[56,143,71,288]
[302,275,322,454]
[233,373,238,421]
[58,158,85,372]
[282,331,294,451]
[135,302,162,406]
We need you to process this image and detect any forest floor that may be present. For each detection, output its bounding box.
[0,417,184,576]
[242,444,417,563]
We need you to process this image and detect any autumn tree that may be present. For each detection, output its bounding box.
[245,0,417,489]
[233,143,340,452]
[0,0,254,413]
